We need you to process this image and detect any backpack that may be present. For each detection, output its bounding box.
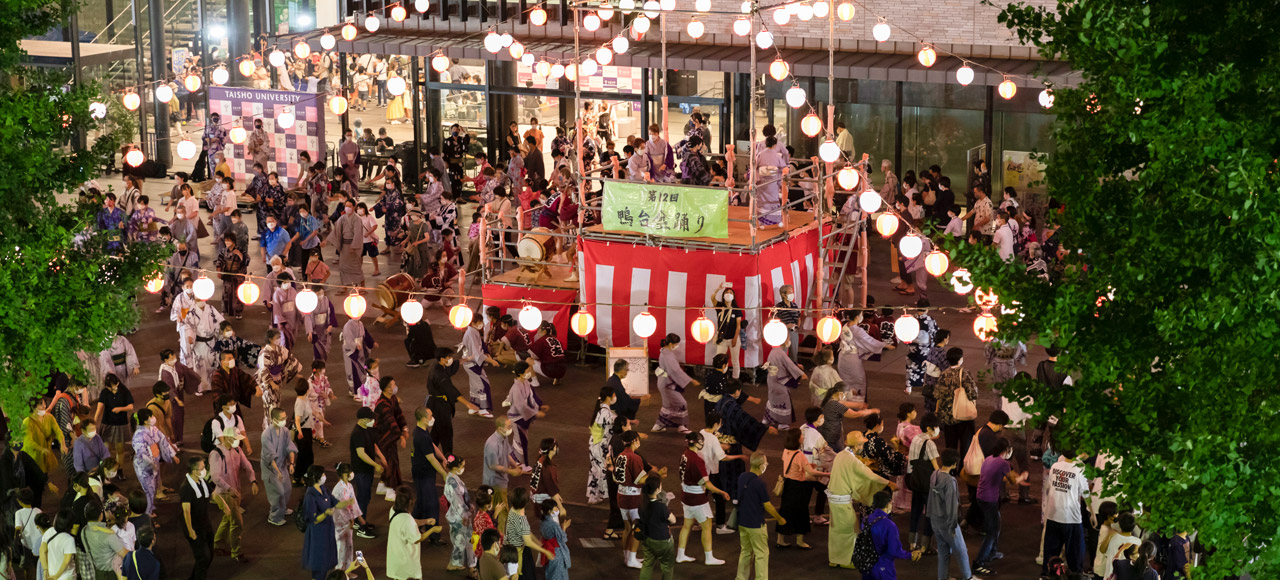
[851,524,879,572]
[200,417,221,453]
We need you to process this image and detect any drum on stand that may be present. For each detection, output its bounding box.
[375,272,419,313]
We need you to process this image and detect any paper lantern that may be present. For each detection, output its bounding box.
[836,1,854,20]
[364,15,380,32]
[643,0,659,17]
[521,52,536,67]
[564,63,578,82]
[600,0,615,19]
[1039,89,1054,109]
[956,64,974,86]
[584,12,601,31]
[999,77,1017,100]
[813,0,828,18]
[612,36,629,53]
[570,309,595,337]
[484,32,502,54]
[550,63,565,79]
[184,74,202,92]
[509,41,526,60]
[973,312,998,342]
[619,0,635,11]
[595,46,613,65]
[872,20,890,41]
[211,67,230,85]
[401,300,424,325]
[687,19,704,38]
[690,316,715,344]
[695,0,710,11]
[432,55,451,72]
[819,139,841,163]
[633,311,657,339]
[192,275,215,301]
[330,95,348,115]
[415,0,430,12]
[530,6,548,25]
[756,30,774,49]
[659,0,674,10]
[391,5,407,21]
[739,0,751,12]
[975,288,1000,309]
[519,304,542,331]
[449,303,474,329]
[320,33,336,50]
[833,167,857,191]
[386,76,406,96]
[294,40,311,59]
[924,250,949,277]
[800,113,821,138]
[237,281,261,304]
[772,7,790,25]
[290,289,316,314]
[769,58,789,82]
[144,276,164,294]
[796,2,813,20]
[277,109,295,129]
[341,23,358,40]
[917,45,936,68]
[875,213,899,237]
[578,58,596,77]
[177,139,197,160]
[763,318,788,347]
[785,86,805,108]
[125,150,145,167]
[229,127,246,144]
[949,268,973,294]
[154,85,174,104]
[816,315,841,343]
[858,190,882,213]
[268,49,286,68]
[733,16,751,36]
[633,15,651,33]
[899,234,923,258]
[122,91,140,111]
[535,60,551,77]
[344,294,367,319]
[894,314,920,343]
[239,59,256,77]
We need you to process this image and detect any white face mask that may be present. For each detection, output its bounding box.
[36,409,46,417]
[230,439,241,448]
[318,475,327,486]
[224,360,235,369]
[275,419,287,428]
[184,288,194,296]
[267,222,277,230]
[105,470,118,479]
[723,293,734,302]
[783,293,793,301]
[427,418,435,428]
[281,282,291,290]
[199,469,208,479]
[84,430,97,439]
[226,404,237,414]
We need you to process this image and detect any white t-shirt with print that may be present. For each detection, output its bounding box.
[1044,458,1088,524]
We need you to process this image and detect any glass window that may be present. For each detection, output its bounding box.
[440,58,486,85]
[903,105,984,201]
[440,88,488,156]
[662,103,720,153]
[835,102,895,186]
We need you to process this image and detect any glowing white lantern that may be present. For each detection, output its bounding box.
[330,96,348,115]
[956,64,974,86]
[950,268,973,294]
[89,102,107,120]
[580,57,599,77]
[769,58,789,82]
[612,36,630,53]
[125,150,145,167]
[733,17,751,36]
[643,0,659,18]
[917,45,936,67]
[530,5,547,24]
[596,46,613,65]
[341,23,358,40]
[872,20,890,41]
[192,275,215,301]
[184,74,202,92]
[633,15,651,33]
[364,14,380,32]
[800,113,822,137]
[973,312,998,342]
[756,30,774,49]
[894,314,920,343]
[796,3,813,20]
[999,77,1017,100]
[449,303,474,329]
[295,289,318,314]
[122,92,140,111]
[509,41,526,60]
[695,0,710,11]
[570,310,595,336]
[432,55,450,72]
[177,139,197,160]
[154,85,174,104]
[294,39,311,59]
[391,5,407,21]
[785,86,806,108]
[837,167,859,189]
[277,109,295,129]
[815,315,840,343]
[813,0,829,18]
[633,311,657,339]
[818,139,840,163]
[320,33,336,50]
[584,12,601,31]
[836,1,854,20]
[269,49,286,68]
[925,250,949,277]
[415,0,429,11]
[522,53,535,67]
[144,276,164,294]
[1039,89,1054,108]
[899,234,923,258]
[535,60,551,77]
[229,127,246,144]
[858,190,882,213]
[687,19,704,38]
[344,293,367,319]
[659,0,674,10]
[763,318,788,347]
[239,59,256,77]
[875,213,898,237]
[690,316,715,344]
[519,304,543,331]
[386,76,406,96]
[599,0,614,19]
[401,299,424,325]
[211,67,230,85]
[484,32,503,53]
[550,63,565,79]
[773,7,790,24]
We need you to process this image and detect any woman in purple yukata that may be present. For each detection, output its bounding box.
[764,335,807,428]
[838,310,892,404]
[506,361,548,465]
[132,407,178,516]
[652,334,699,434]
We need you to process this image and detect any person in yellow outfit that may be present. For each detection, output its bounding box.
[22,403,61,475]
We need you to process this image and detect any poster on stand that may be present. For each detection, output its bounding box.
[207,87,325,188]
[607,347,650,397]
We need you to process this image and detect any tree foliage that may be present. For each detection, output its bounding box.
[0,1,166,425]
[949,0,1280,575]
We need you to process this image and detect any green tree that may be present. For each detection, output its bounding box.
[0,1,166,427]
[949,0,1280,575]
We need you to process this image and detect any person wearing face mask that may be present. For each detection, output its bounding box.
[763,333,807,429]
[906,413,942,553]
[261,407,298,526]
[676,432,730,566]
[211,353,259,418]
[530,438,565,519]
[169,277,200,363]
[372,376,409,498]
[183,291,227,393]
[772,285,802,361]
[652,334,699,434]
[180,457,215,580]
[145,382,176,446]
[272,273,301,351]
[349,407,387,522]
[329,200,366,287]
[214,323,263,372]
[444,124,470,194]
[257,328,303,430]
[505,362,548,466]
[826,430,892,569]
[410,408,447,530]
[401,210,432,279]
[131,408,178,517]
[248,119,271,171]
[305,284,338,364]
[355,202,382,276]
[838,309,893,404]
[93,373,136,464]
[341,310,377,396]
[159,245,199,315]
[710,284,744,380]
[799,407,834,527]
[301,465,350,580]
[462,317,498,418]
[442,456,477,574]
[208,427,258,563]
[72,420,111,476]
[372,174,407,253]
[428,348,478,458]
[971,438,1027,575]
[260,214,291,267]
[158,348,201,446]
[215,234,249,319]
[331,463,371,567]
[538,497,572,580]
[22,401,61,479]
[934,347,978,455]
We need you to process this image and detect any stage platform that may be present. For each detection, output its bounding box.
[488,262,579,290]
[584,206,820,249]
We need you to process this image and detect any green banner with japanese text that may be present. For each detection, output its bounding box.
[601,181,729,239]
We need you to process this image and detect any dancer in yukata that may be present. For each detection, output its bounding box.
[183,299,225,390]
[506,362,548,466]
[272,273,301,351]
[341,303,376,395]
[764,335,807,428]
[653,334,699,434]
[257,328,303,430]
[304,284,337,363]
[461,316,497,417]
[838,310,892,404]
[586,387,617,505]
[260,407,297,526]
[132,408,178,516]
[97,334,139,387]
